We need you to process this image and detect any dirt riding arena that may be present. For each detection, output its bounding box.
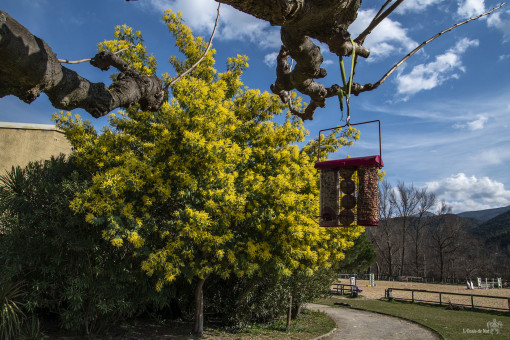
[338,279,510,310]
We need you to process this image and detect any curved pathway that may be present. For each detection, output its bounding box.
[306,303,440,340]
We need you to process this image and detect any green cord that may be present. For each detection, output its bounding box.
[338,39,357,118]
[339,57,348,87]
[347,38,356,104]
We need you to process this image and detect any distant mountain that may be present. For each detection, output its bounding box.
[457,205,510,223]
[471,210,510,251]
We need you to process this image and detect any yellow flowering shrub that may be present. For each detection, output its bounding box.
[54,11,363,293]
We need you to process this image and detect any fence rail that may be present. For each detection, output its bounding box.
[385,288,510,312]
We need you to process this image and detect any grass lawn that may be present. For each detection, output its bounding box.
[204,309,335,339]
[318,296,510,340]
[46,309,335,339]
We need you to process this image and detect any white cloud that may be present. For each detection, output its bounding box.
[426,173,510,212]
[488,10,510,42]
[396,0,445,13]
[457,0,485,18]
[453,114,488,131]
[263,52,278,67]
[499,54,510,61]
[477,149,505,165]
[143,0,281,49]
[349,9,417,61]
[396,37,478,97]
[466,114,488,130]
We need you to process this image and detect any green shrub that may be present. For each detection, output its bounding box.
[0,280,26,339]
[205,266,337,328]
[0,155,175,335]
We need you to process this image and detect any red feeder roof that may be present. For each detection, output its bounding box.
[314,155,383,170]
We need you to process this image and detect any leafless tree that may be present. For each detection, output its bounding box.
[408,189,436,276]
[389,182,421,276]
[368,180,400,277]
[427,201,464,282]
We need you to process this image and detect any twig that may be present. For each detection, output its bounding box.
[352,0,402,82]
[58,47,130,64]
[352,3,506,95]
[166,3,221,89]
[373,0,394,24]
[355,0,404,44]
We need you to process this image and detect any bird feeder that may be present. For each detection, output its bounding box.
[315,120,383,227]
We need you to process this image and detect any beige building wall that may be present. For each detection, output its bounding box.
[0,122,73,174]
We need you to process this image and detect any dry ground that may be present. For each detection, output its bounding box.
[338,279,510,310]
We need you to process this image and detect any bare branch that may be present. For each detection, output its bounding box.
[373,1,394,24]
[57,47,130,64]
[352,3,506,95]
[166,3,221,89]
[355,0,404,44]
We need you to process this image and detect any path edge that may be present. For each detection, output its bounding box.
[310,327,337,340]
[344,303,446,340]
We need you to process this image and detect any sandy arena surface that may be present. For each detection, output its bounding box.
[334,279,510,310]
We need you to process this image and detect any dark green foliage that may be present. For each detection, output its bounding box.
[338,233,376,273]
[0,280,26,339]
[205,267,337,329]
[0,155,174,335]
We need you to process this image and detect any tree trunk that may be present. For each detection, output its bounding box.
[400,217,407,276]
[439,248,444,282]
[291,301,302,319]
[193,277,207,336]
[387,245,393,277]
[286,295,293,331]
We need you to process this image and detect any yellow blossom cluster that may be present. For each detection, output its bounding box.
[54,13,364,292]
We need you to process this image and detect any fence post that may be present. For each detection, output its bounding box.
[471,295,474,309]
[439,293,442,306]
[507,298,510,312]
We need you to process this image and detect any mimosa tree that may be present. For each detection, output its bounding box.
[55,11,362,335]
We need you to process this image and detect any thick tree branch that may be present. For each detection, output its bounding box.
[350,3,506,96]
[217,0,369,120]
[217,0,367,58]
[2,1,506,121]
[0,10,163,118]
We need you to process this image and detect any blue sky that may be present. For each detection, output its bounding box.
[1,0,509,213]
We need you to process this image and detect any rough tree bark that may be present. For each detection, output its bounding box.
[218,0,368,120]
[193,276,207,336]
[0,10,164,118]
[1,2,503,119]
[217,0,503,120]
[0,2,367,120]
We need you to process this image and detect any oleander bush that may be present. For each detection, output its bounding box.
[0,155,175,335]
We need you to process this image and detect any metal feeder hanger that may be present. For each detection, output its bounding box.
[315,120,384,227]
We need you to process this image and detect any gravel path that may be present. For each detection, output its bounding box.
[306,303,440,340]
